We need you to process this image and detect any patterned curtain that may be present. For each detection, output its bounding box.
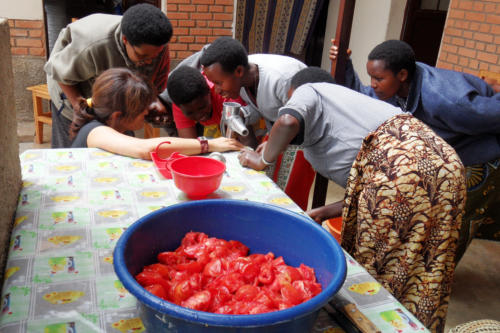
[235,0,325,55]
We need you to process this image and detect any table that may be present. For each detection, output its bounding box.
[1,149,429,332]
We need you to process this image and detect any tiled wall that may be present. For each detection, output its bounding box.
[437,0,500,74]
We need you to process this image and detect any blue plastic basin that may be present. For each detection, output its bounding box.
[114,199,346,332]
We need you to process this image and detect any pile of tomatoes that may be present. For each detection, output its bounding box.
[135,232,322,314]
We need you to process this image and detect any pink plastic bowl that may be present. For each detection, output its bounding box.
[170,156,226,199]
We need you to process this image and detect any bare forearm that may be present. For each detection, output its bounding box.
[262,114,300,163]
[151,137,206,158]
[306,200,343,223]
[87,127,203,160]
[88,126,242,160]
[237,114,299,170]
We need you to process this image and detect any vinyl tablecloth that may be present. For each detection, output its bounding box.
[1,149,429,332]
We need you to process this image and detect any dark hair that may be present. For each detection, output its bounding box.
[290,67,336,89]
[200,37,248,73]
[121,4,173,46]
[368,40,416,80]
[167,66,209,106]
[69,68,156,139]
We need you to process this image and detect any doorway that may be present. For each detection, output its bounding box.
[401,0,450,66]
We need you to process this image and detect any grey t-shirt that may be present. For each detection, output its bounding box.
[279,83,403,188]
[240,54,306,127]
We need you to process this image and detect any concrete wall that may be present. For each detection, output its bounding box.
[0,18,22,284]
[13,56,48,122]
[3,0,47,123]
[0,0,43,20]
[9,18,48,122]
[321,0,406,84]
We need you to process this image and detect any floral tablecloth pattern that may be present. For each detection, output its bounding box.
[0,149,429,333]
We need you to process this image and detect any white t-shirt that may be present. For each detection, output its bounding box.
[279,83,403,187]
[240,54,306,127]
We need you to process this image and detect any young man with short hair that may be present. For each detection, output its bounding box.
[200,37,307,129]
[45,3,173,148]
[167,66,257,147]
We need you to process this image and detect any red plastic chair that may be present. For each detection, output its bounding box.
[271,147,316,211]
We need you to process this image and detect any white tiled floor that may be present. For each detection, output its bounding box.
[17,121,500,331]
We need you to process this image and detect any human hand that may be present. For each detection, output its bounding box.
[256,141,267,154]
[329,39,338,61]
[209,137,244,153]
[238,148,267,171]
[145,98,174,127]
[305,201,343,224]
[329,39,352,61]
[306,207,329,224]
[72,97,90,116]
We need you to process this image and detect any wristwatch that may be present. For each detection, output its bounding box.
[197,136,209,154]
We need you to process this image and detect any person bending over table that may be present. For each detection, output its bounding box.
[199,36,306,133]
[163,38,306,139]
[45,4,174,148]
[167,66,258,148]
[330,39,500,262]
[198,37,316,209]
[238,67,466,333]
[70,68,243,159]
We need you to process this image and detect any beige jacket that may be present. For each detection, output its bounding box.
[44,13,169,121]
[44,14,128,120]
